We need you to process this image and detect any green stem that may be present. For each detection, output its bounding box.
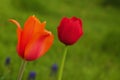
[17,60,27,80]
[58,46,68,80]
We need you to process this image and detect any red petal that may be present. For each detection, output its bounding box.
[64,20,82,45]
[58,17,69,41]
[71,17,82,27]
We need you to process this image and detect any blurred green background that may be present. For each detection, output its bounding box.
[0,0,120,80]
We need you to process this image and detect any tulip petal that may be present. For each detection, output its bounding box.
[40,30,54,56]
[9,19,23,57]
[71,17,82,27]
[64,20,82,45]
[59,17,69,29]
[20,16,45,54]
[58,17,69,41]
[24,31,53,61]
[20,16,36,52]
[16,25,23,57]
[33,21,46,36]
[71,17,83,36]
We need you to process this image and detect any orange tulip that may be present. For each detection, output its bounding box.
[10,15,54,61]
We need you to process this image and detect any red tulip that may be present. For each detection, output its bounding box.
[57,17,83,45]
[10,15,54,61]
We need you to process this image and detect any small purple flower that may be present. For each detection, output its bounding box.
[28,71,36,80]
[50,63,58,77]
[51,64,58,72]
[5,57,11,66]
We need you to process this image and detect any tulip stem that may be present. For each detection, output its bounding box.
[17,60,27,80]
[58,46,68,80]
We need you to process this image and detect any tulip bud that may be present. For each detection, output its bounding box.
[57,17,83,45]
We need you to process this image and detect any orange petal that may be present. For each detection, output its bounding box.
[24,31,54,61]
[16,26,23,58]
[21,16,46,53]
[39,30,54,56]
[33,19,46,36]
[21,16,36,50]
[9,19,23,58]
[9,19,21,29]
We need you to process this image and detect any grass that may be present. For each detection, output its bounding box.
[0,0,120,80]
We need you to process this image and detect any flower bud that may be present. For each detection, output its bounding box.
[57,17,83,45]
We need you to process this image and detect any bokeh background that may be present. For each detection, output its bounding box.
[0,0,120,80]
